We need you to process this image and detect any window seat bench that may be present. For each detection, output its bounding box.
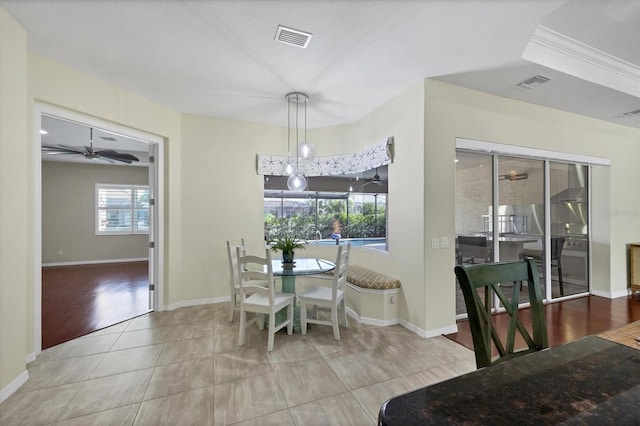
[321,265,401,325]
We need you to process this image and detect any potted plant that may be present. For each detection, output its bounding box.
[269,235,306,263]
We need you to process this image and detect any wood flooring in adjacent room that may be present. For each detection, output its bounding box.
[445,293,640,352]
[42,261,150,349]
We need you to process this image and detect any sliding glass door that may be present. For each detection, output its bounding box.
[455,151,590,316]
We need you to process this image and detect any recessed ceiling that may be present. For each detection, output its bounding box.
[2,0,638,138]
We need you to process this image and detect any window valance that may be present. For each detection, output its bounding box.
[256,137,393,176]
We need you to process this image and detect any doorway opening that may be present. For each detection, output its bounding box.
[33,105,164,354]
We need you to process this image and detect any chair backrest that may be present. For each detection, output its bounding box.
[551,237,565,258]
[236,247,275,302]
[454,257,548,369]
[226,239,246,291]
[332,243,351,298]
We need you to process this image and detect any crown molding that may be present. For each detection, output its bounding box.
[522,25,640,97]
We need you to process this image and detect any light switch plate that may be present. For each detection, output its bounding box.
[431,238,439,249]
[440,237,449,248]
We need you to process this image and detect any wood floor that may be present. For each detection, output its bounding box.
[42,261,640,353]
[445,293,640,352]
[42,261,150,349]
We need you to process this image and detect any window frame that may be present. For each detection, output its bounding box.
[95,183,150,235]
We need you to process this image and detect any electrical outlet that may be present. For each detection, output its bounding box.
[57,250,63,256]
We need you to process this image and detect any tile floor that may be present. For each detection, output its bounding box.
[0,303,475,425]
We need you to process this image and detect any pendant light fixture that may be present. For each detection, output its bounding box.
[285,92,309,191]
[282,94,296,176]
[298,94,315,161]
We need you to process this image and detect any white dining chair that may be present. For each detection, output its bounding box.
[226,239,246,322]
[299,243,351,340]
[237,247,295,351]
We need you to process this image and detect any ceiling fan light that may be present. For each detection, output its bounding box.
[287,173,307,191]
[298,140,315,161]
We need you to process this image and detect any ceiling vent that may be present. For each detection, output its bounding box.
[275,25,312,48]
[622,109,640,118]
[515,74,552,89]
[100,136,117,142]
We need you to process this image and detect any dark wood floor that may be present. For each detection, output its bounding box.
[445,294,640,352]
[42,261,639,353]
[42,261,150,349]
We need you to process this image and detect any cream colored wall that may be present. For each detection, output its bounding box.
[424,80,640,330]
[180,83,427,329]
[311,83,427,329]
[0,7,29,398]
[179,114,284,303]
[42,161,149,263]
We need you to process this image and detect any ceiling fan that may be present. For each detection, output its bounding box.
[41,128,140,164]
[363,168,384,186]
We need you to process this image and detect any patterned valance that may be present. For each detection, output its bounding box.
[256,136,394,176]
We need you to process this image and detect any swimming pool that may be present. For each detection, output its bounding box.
[310,237,386,250]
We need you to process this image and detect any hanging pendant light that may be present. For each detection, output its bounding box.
[297,96,315,161]
[282,94,296,176]
[285,92,309,191]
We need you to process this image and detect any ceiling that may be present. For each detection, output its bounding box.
[3,0,638,157]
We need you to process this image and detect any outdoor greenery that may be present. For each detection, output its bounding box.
[264,198,386,242]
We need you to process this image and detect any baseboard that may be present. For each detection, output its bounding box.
[25,352,36,364]
[0,370,29,404]
[591,289,631,299]
[347,306,401,327]
[165,296,229,311]
[42,258,148,267]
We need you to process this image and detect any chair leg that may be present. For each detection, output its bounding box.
[238,308,246,346]
[257,314,265,330]
[332,306,340,340]
[300,302,308,335]
[228,293,235,322]
[341,299,349,328]
[287,302,293,335]
[267,311,275,352]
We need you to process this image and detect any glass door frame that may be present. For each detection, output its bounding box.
[455,138,608,319]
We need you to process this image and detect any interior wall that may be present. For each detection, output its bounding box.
[27,53,182,348]
[180,82,427,330]
[0,7,29,400]
[42,161,149,264]
[424,79,640,320]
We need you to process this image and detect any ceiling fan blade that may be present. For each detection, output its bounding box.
[96,149,140,164]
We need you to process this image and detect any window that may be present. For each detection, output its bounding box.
[96,184,149,234]
[263,167,388,250]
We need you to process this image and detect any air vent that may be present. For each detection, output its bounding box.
[515,74,552,89]
[622,109,640,117]
[275,25,312,48]
[100,136,117,142]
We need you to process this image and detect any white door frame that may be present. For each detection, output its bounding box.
[32,103,165,357]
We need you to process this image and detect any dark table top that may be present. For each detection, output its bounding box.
[379,335,640,425]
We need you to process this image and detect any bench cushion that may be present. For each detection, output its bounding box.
[326,265,401,290]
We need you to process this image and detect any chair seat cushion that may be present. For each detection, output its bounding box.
[299,286,343,302]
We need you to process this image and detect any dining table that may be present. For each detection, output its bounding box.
[271,257,336,330]
[378,328,640,425]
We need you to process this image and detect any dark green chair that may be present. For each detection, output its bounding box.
[454,257,548,369]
